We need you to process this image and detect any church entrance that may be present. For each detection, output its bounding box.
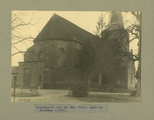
[24,69,31,87]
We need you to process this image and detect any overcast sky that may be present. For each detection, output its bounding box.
[12,11,139,67]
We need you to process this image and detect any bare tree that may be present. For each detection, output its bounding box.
[128,12,141,96]
[11,11,41,94]
[11,11,39,57]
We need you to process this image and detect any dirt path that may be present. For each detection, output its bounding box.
[11,89,87,103]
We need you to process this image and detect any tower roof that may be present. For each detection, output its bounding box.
[33,13,97,44]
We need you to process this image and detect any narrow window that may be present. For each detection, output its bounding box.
[58,48,66,67]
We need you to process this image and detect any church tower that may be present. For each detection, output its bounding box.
[105,11,129,51]
[108,11,124,30]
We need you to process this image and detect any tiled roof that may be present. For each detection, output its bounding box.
[33,13,98,44]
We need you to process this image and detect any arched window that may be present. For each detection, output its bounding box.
[58,48,66,67]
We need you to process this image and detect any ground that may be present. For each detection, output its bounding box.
[11,88,140,103]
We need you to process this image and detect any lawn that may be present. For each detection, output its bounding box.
[71,94,140,103]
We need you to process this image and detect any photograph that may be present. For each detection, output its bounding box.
[11,11,141,103]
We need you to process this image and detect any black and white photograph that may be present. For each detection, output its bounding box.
[11,11,141,103]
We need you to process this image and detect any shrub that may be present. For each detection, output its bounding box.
[71,84,89,97]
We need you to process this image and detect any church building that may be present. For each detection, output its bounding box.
[16,13,136,90]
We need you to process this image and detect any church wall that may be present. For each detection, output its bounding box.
[17,62,45,88]
[25,40,82,65]
[19,40,85,88]
[28,40,83,69]
[19,39,134,89]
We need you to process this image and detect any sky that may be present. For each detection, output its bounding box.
[11,11,139,69]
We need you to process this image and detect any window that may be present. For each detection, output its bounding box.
[58,48,66,67]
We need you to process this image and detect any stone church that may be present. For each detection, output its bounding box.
[15,12,136,90]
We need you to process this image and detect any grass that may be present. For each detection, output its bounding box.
[68,94,140,103]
